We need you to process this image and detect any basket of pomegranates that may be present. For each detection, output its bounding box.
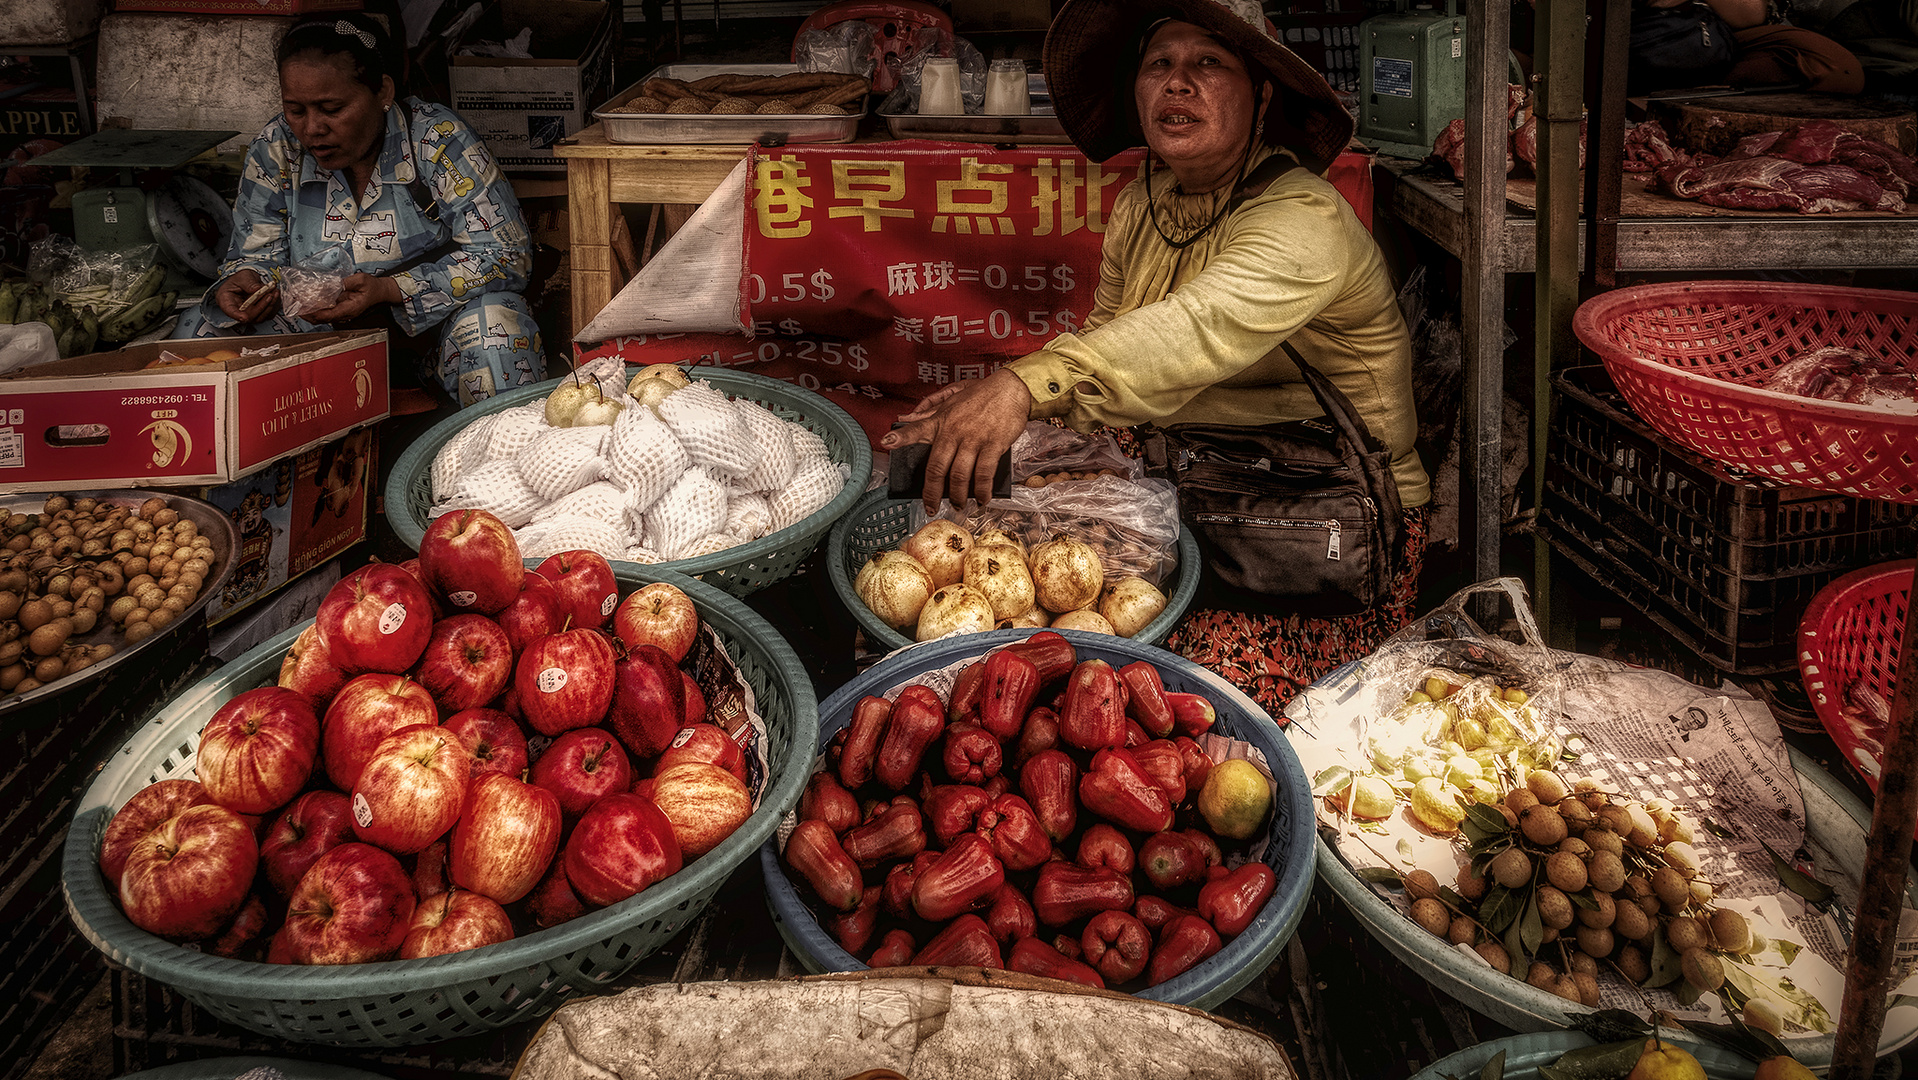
[60,510,817,1047]
[758,627,1315,1011]
[829,489,1202,652]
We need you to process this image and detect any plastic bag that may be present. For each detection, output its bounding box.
[794,21,878,77]
[25,234,162,319]
[877,29,987,115]
[280,244,354,319]
[0,322,60,375]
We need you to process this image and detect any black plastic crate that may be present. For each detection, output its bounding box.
[1,613,213,1080]
[1541,367,1918,675]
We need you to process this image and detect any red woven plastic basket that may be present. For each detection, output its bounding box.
[1572,282,1918,505]
[1798,558,1912,792]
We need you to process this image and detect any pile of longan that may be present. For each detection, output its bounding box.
[0,495,218,696]
[1400,769,1766,1027]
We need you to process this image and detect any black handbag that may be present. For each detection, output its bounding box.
[1141,345,1406,618]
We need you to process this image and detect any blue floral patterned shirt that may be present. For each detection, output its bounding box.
[217,97,533,338]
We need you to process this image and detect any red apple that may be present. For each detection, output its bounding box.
[413,838,451,900]
[496,572,566,659]
[400,888,515,959]
[649,762,752,858]
[630,775,657,801]
[530,727,632,822]
[195,686,320,815]
[442,707,529,779]
[322,673,439,791]
[315,563,434,675]
[278,624,349,710]
[414,614,513,713]
[397,559,449,622]
[268,842,416,965]
[606,644,685,762]
[536,550,619,631]
[682,671,708,726]
[352,724,470,855]
[258,790,357,896]
[209,893,270,958]
[450,772,561,903]
[99,779,214,890]
[117,803,258,942]
[563,793,682,907]
[527,859,588,928]
[417,508,525,615]
[612,581,700,663]
[514,628,617,736]
[656,723,747,785]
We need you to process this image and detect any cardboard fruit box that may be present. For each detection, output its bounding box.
[0,330,388,492]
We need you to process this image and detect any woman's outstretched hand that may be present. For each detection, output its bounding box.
[880,367,1034,514]
[302,272,403,326]
[214,269,280,324]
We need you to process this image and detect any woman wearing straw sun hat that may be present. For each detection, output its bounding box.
[880,0,1430,714]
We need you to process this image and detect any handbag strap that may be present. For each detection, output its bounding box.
[1278,340,1392,460]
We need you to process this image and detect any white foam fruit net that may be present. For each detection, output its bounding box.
[624,543,663,563]
[439,459,545,528]
[724,491,773,541]
[606,405,689,514]
[532,480,627,527]
[483,407,547,464]
[734,400,798,492]
[430,420,487,500]
[457,413,504,478]
[679,532,743,559]
[658,381,761,480]
[768,455,844,532]
[519,514,628,562]
[791,425,832,463]
[517,425,609,503]
[643,466,728,561]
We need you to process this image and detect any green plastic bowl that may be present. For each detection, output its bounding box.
[387,367,872,598]
[1412,1032,1755,1080]
[826,489,1202,652]
[61,567,817,1048]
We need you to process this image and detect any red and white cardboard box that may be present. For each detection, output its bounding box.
[0,330,389,492]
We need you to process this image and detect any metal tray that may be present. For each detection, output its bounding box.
[881,73,1071,144]
[594,63,866,146]
[0,489,236,715]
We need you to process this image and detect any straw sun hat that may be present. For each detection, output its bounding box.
[1042,0,1355,172]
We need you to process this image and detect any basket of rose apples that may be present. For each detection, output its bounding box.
[60,509,817,1047]
[759,627,1316,1011]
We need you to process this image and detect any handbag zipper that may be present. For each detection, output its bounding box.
[1193,513,1344,560]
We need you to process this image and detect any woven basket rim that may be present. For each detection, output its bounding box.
[824,488,1202,651]
[1796,557,1914,793]
[386,367,874,584]
[62,564,818,1005]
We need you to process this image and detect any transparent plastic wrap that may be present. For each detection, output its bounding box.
[915,424,1181,587]
[794,21,878,77]
[0,322,60,374]
[876,29,988,115]
[279,244,354,319]
[26,235,162,319]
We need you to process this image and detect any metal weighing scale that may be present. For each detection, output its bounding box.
[28,128,241,296]
[1358,0,1469,160]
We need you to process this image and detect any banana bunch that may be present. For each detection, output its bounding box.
[0,265,176,356]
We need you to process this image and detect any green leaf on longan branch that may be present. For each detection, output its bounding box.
[1476,1048,1507,1080]
[1464,802,1511,835]
[1355,866,1404,886]
[1647,929,1685,989]
[1566,1009,1651,1044]
[1518,894,1544,957]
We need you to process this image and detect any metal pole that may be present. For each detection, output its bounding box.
[1831,561,1918,1078]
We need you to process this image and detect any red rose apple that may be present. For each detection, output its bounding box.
[414,614,513,713]
[530,727,633,822]
[417,508,525,615]
[400,888,515,959]
[278,624,349,710]
[99,778,214,890]
[195,686,320,815]
[514,628,617,736]
[442,707,529,780]
[656,723,747,785]
[351,724,470,854]
[649,761,752,858]
[563,793,682,907]
[322,673,439,791]
[259,789,357,896]
[606,644,686,762]
[496,572,566,659]
[117,803,258,942]
[612,581,700,663]
[268,842,416,965]
[450,772,561,904]
[315,563,434,675]
[535,550,619,631]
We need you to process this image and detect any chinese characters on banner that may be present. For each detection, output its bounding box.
[578,141,1147,443]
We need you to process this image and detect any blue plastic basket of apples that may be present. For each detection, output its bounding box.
[61,509,816,1047]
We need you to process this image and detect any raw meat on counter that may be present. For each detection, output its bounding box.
[1621,119,1709,172]
[1510,112,1587,171]
[1756,345,1918,412]
[1429,85,1529,179]
[1654,119,1914,213]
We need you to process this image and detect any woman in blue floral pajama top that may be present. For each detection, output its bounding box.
[175,12,545,406]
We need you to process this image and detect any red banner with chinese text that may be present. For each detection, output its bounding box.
[577,144,1377,446]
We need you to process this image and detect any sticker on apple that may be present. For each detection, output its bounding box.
[379,603,408,635]
[449,590,478,608]
[670,726,696,749]
[352,792,373,828]
[538,667,568,694]
[600,592,618,617]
